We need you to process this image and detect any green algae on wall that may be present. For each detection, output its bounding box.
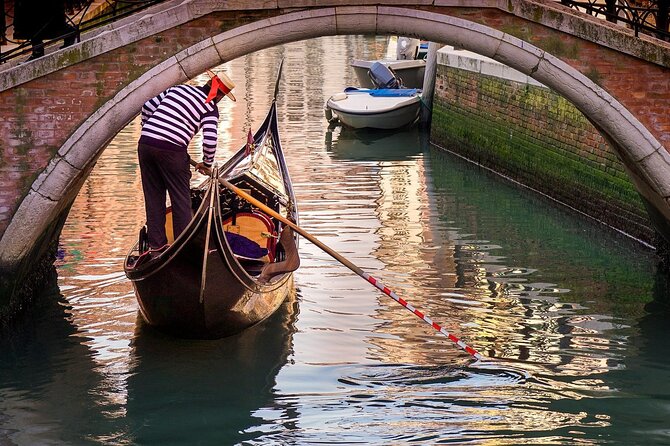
[431,65,652,243]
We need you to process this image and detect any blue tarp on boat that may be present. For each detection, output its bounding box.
[225,232,268,259]
[343,87,420,97]
[369,89,420,97]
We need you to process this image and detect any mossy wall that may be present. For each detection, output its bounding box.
[430,64,654,244]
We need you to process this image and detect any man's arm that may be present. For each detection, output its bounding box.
[200,113,218,167]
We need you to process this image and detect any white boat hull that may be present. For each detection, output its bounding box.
[326,90,421,130]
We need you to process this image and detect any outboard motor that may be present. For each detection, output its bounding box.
[368,62,404,89]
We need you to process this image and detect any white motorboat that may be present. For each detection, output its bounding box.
[396,37,428,61]
[326,61,422,130]
[325,88,421,130]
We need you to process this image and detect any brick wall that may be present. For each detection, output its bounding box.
[0,10,274,237]
[431,64,654,243]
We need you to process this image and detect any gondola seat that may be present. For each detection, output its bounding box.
[223,212,277,262]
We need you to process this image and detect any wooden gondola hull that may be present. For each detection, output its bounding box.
[131,269,293,339]
[128,194,294,339]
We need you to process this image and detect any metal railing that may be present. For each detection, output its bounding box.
[1,0,667,65]
[560,0,670,40]
[1,0,167,64]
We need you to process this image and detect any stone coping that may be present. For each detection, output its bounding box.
[437,45,546,87]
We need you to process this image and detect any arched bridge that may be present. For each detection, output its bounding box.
[0,0,669,314]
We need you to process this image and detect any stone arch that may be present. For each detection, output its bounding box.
[1,6,667,265]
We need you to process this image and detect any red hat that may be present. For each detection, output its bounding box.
[205,70,236,103]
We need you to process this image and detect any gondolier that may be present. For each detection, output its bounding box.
[138,70,236,251]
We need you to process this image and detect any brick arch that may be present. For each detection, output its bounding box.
[0,6,668,274]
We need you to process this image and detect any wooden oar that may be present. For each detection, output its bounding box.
[190,159,484,360]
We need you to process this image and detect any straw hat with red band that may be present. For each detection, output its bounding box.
[205,70,236,104]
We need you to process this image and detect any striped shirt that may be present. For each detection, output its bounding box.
[139,84,219,167]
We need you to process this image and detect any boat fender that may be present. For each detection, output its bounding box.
[324,106,334,122]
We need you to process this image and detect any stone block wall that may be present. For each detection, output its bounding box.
[430,54,654,244]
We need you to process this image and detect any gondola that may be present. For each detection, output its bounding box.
[124,64,299,339]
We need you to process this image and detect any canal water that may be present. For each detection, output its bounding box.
[1,36,667,445]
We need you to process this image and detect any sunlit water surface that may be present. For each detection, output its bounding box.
[1,36,667,445]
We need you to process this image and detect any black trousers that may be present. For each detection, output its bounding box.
[138,143,192,249]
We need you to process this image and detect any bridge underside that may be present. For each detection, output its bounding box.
[0,2,669,317]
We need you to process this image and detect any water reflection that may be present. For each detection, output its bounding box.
[325,126,423,161]
[313,115,661,443]
[0,280,116,445]
[124,293,298,444]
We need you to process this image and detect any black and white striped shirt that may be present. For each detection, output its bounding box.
[139,84,219,167]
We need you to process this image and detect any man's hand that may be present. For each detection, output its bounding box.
[195,162,211,176]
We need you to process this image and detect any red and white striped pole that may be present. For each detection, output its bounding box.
[362,273,483,360]
[219,176,484,361]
